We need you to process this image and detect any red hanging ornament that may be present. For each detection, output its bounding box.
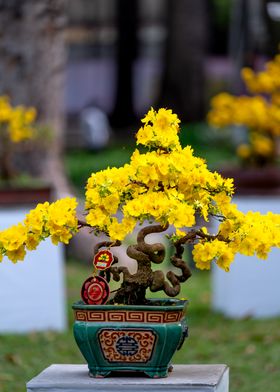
[81,275,110,305]
[93,249,114,270]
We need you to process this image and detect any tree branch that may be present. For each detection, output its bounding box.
[136,223,168,263]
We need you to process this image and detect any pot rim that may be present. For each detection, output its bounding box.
[72,298,188,311]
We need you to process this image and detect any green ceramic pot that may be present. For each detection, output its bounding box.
[72,298,188,378]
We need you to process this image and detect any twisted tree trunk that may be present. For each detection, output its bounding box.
[97,224,193,305]
[78,218,229,305]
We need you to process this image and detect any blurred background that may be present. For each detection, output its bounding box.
[1,1,280,392]
[64,0,280,147]
[1,0,280,188]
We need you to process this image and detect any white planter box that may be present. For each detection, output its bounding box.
[0,206,66,333]
[212,196,280,318]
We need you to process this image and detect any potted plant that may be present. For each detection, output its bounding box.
[207,54,280,318]
[1,108,280,376]
[0,95,51,204]
[207,53,280,194]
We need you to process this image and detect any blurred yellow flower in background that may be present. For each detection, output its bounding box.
[208,53,280,167]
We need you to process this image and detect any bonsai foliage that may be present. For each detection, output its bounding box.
[0,95,37,180]
[208,53,280,167]
[1,108,280,304]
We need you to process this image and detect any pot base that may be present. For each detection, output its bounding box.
[89,365,170,378]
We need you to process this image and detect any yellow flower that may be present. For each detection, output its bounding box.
[175,229,186,237]
[0,223,27,252]
[26,234,41,251]
[168,203,195,228]
[0,99,37,143]
[192,243,213,270]
[237,144,251,159]
[208,52,280,166]
[108,217,136,241]
[0,96,12,122]
[24,202,49,234]
[136,107,181,150]
[216,248,235,272]
[6,246,26,263]
[251,134,274,157]
[136,125,154,146]
[86,207,110,228]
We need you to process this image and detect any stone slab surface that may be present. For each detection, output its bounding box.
[26,364,229,392]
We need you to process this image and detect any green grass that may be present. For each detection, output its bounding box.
[1,260,279,392]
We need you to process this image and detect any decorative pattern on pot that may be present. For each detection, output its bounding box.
[98,329,156,363]
[74,309,184,323]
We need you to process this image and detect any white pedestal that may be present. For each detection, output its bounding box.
[212,196,280,318]
[0,206,66,333]
[26,364,229,392]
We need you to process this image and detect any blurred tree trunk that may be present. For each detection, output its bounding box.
[228,0,268,93]
[0,0,71,197]
[110,0,138,131]
[158,0,208,122]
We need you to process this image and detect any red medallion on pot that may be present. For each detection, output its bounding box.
[81,276,110,305]
[93,250,114,270]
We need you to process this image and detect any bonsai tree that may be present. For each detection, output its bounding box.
[0,95,37,180]
[1,108,280,305]
[208,53,280,167]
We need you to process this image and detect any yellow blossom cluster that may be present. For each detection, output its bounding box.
[208,93,280,138]
[241,55,280,94]
[85,108,280,271]
[208,53,280,166]
[1,108,280,274]
[136,107,181,150]
[193,194,280,271]
[85,109,234,243]
[0,198,78,263]
[0,95,37,142]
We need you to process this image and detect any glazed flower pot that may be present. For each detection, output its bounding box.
[72,298,188,378]
[0,183,53,205]
[0,186,52,206]
[218,166,280,196]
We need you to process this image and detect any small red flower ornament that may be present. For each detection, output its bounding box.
[93,249,114,270]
